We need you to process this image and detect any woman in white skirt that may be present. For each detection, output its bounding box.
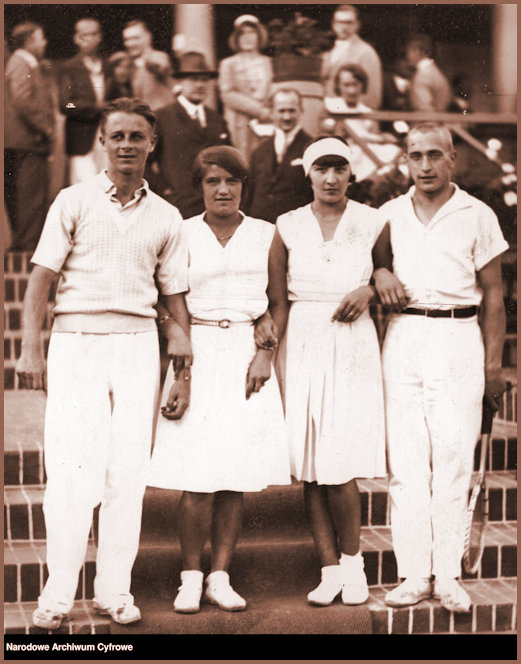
[262,136,405,606]
[148,146,291,613]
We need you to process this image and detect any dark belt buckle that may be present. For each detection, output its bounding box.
[219,319,231,329]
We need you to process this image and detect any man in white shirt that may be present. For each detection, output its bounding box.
[59,18,107,184]
[375,123,508,613]
[321,5,382,108]
[16,97,192,630]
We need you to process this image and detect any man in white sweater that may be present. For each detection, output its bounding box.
[16,97,191,630]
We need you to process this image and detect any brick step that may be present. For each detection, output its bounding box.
[5,523,516,604]
[4,542,97,604]
[4,579,516,635]
[4,388,516,486]
[4,472,517,543]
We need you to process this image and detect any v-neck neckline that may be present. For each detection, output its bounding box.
[203,213,245,250]
[309,201,348,243]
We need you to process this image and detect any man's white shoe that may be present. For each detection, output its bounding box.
[307,565,343,606]
[205,571,246,611]
[384,577,433,607]
[339,552,369,605]
[32,602,69,630]
[174,570,204,613]
[434,578,471,613]
[93,593,142,624]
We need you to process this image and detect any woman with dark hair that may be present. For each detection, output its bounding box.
[262,136,406,607]
[218,14,273,160]
[148,145,291,614]
[321,65,400,181]
[105,51,133,100]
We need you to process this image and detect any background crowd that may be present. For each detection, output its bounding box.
[7,4,508,254]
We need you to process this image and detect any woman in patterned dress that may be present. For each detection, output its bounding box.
[148,146,291,614]
[218,14,273,160]
[263,136,405,606]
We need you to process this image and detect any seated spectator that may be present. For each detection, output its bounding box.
[321,5,382,109]
[382,58,413,112]
[218,14,273,160]
[122,19,174,110]
[245,88,313,223]
[105,51,132,100]
[405,34,452,111]
[148,51,231,219]
[321,64,401,181]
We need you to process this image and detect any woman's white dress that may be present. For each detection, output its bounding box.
[277,202,387,485]
[148,214,291,493]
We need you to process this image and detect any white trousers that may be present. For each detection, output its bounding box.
[382,315,484,579]
[39,331,159,611]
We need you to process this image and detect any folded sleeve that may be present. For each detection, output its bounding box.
[156,210,189,295]
[31,190,76,273]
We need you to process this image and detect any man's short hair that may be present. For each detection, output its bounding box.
[74,17,101,33]
[122,19,151,35]
[407,122,454,152]
[407,33,434,58]
[99,97,156,134]
[334,5,359,20]
[269,87,303,109]
[10,22,42,52]
[334,64,368,95]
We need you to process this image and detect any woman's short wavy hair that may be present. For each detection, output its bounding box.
[334,63,368,96]
[192,145,249,192]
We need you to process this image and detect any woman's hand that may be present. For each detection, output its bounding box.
[373,268,409,311]
[161,374,190,420]
[332,286,373,323]
[254,311,278,350]
[163,319,193,379]
[245,349,272,400]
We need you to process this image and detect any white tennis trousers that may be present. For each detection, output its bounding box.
[382,314,484,580]
[38,331,159,611]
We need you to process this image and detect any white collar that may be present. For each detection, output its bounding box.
[416,57,434,72]
[98,170,148,197]
[178,95,206,126]
[274,125,301,158]
[14,48,39,69]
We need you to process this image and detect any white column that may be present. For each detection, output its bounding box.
[492,4,517,112]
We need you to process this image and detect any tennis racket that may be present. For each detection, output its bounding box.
[462,396,496,574]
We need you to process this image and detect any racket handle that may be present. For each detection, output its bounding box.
[481,395,495,434]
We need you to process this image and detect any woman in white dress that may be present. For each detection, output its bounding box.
[148,145,291,614]
[218,14,273,160]
[263,136,405,607]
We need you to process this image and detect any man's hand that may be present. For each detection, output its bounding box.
[164,320,193,379]
[246,350,272,400]
[373,268,409,311]
[16,345,47,391]
[485,367,508,411]
[254,312,278,350]
[161,374,190,420]
[332,286,372,323]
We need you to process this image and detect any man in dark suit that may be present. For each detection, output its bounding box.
[245,88,313,223]
[149,52,231,219]
[59,18,108,184]
[4,22,54,250]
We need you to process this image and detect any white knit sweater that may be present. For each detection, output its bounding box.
[32,172,187,332]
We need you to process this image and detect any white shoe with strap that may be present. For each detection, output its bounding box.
[307,565,343,606]
[32,602,70,630]
[205,571,246,611]
[339,552,369,605]
[174,570,204,613]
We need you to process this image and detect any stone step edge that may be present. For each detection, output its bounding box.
[4,579,517,635]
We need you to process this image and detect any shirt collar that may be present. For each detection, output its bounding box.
[407,183,473,220]
[97,170,149,198]
[416,57,434,72]
[274,125,301,157]
[14,49,39,69]
[178,94,203,115]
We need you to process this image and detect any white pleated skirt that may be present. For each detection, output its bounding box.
[148,323,291,493]
[281,301,387,485]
